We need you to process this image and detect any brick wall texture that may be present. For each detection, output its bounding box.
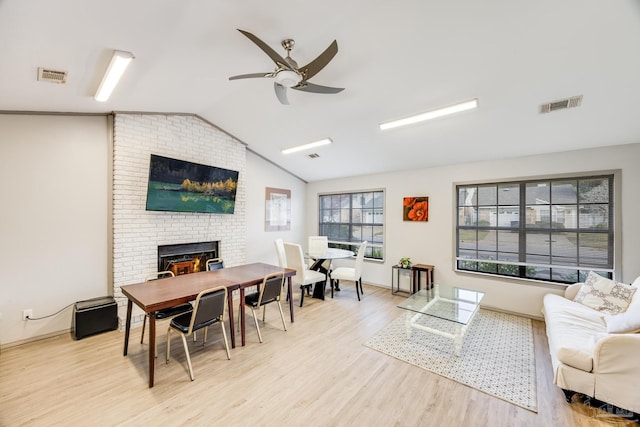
[112,113,246,327]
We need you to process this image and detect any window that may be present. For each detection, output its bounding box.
[456,175,614,284]
[319,190,384,260]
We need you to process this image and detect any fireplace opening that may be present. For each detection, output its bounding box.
[158,241,219,276]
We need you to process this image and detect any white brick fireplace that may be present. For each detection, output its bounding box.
[112,113,246,327]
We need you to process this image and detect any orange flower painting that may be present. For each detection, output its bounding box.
[403,196,429,221]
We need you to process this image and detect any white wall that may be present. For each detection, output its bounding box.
[244,151,307,265]
[306,143,640,318]
[0,114,109,345]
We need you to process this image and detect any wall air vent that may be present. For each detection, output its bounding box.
[539,95,582,114]
[37,67,68,84]
[307,153,320,159]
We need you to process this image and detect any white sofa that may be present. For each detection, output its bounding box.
[542,274,640,414]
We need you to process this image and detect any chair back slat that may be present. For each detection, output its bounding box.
[274,238,287,267]
[206,258,225,271]
[190,287,226,333]
[308,236,328,257]
[259,272,284,305]
[283,242,305,285]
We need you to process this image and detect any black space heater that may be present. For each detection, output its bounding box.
[72,296,118,340]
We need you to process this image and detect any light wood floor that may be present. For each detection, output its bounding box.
[1,284,637,427]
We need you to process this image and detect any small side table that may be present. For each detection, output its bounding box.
[392,265,414,295]
[412,264,434,292]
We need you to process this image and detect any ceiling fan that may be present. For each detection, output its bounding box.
[229,29,344,105]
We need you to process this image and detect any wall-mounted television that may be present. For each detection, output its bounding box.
[145,154,239,214]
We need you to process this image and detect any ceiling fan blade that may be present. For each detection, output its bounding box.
[293,81,344,94]
[298,40,338,81]
[237,29,293,71]
[229,72,274,81]
[274,83,289,105]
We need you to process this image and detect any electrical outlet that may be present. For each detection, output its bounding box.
[22,309,32,321]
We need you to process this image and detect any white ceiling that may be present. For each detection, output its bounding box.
[1,0,639,182]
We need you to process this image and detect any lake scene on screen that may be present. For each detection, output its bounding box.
[145,155,238,214]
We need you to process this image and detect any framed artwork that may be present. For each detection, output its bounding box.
[403,197,428,221]
[265,187,291,231]
[145,154,239,214]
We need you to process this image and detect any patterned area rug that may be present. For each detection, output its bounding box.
[365,309,537,412]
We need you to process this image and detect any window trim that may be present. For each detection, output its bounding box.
[453,170,621,285]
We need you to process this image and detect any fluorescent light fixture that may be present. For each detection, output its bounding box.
[94,50,135,102]
[282,138,333,154]
[379,98,478,131]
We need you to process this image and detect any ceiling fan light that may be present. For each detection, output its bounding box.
[275,70,302,88]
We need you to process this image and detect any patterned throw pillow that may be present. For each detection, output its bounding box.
[573,271,637,315]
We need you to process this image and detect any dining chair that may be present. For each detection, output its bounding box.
[274,238,291,300]
[277,237,309,269]
[330,241,368,301]
[308,235,328,257]
[165,286,230,381]
[243,272,287,343]
[284,242,326,307]
[274,238,287,267]
[206,258,225,271]
[141,271,194,357]
[308,235,333,274]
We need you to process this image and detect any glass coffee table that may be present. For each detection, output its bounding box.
[397,284,485,356]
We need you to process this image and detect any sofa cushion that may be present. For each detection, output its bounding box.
[573,272,636,315]
[604,309,640,334]
[564,282,584,300]
[544,293,607,372]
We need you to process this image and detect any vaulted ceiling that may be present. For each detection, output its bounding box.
[1,0,639,182]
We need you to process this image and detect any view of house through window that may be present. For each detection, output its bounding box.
[319,190,384,260]
[456,175,614,284]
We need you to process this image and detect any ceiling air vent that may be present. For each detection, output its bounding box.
[539,95,582,114]
[37,67,67,84]
[307,153,320,159]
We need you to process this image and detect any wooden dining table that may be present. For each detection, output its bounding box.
[121,262,296,387]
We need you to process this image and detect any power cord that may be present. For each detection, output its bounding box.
[25,303,74,321]
[25,296,123,321]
